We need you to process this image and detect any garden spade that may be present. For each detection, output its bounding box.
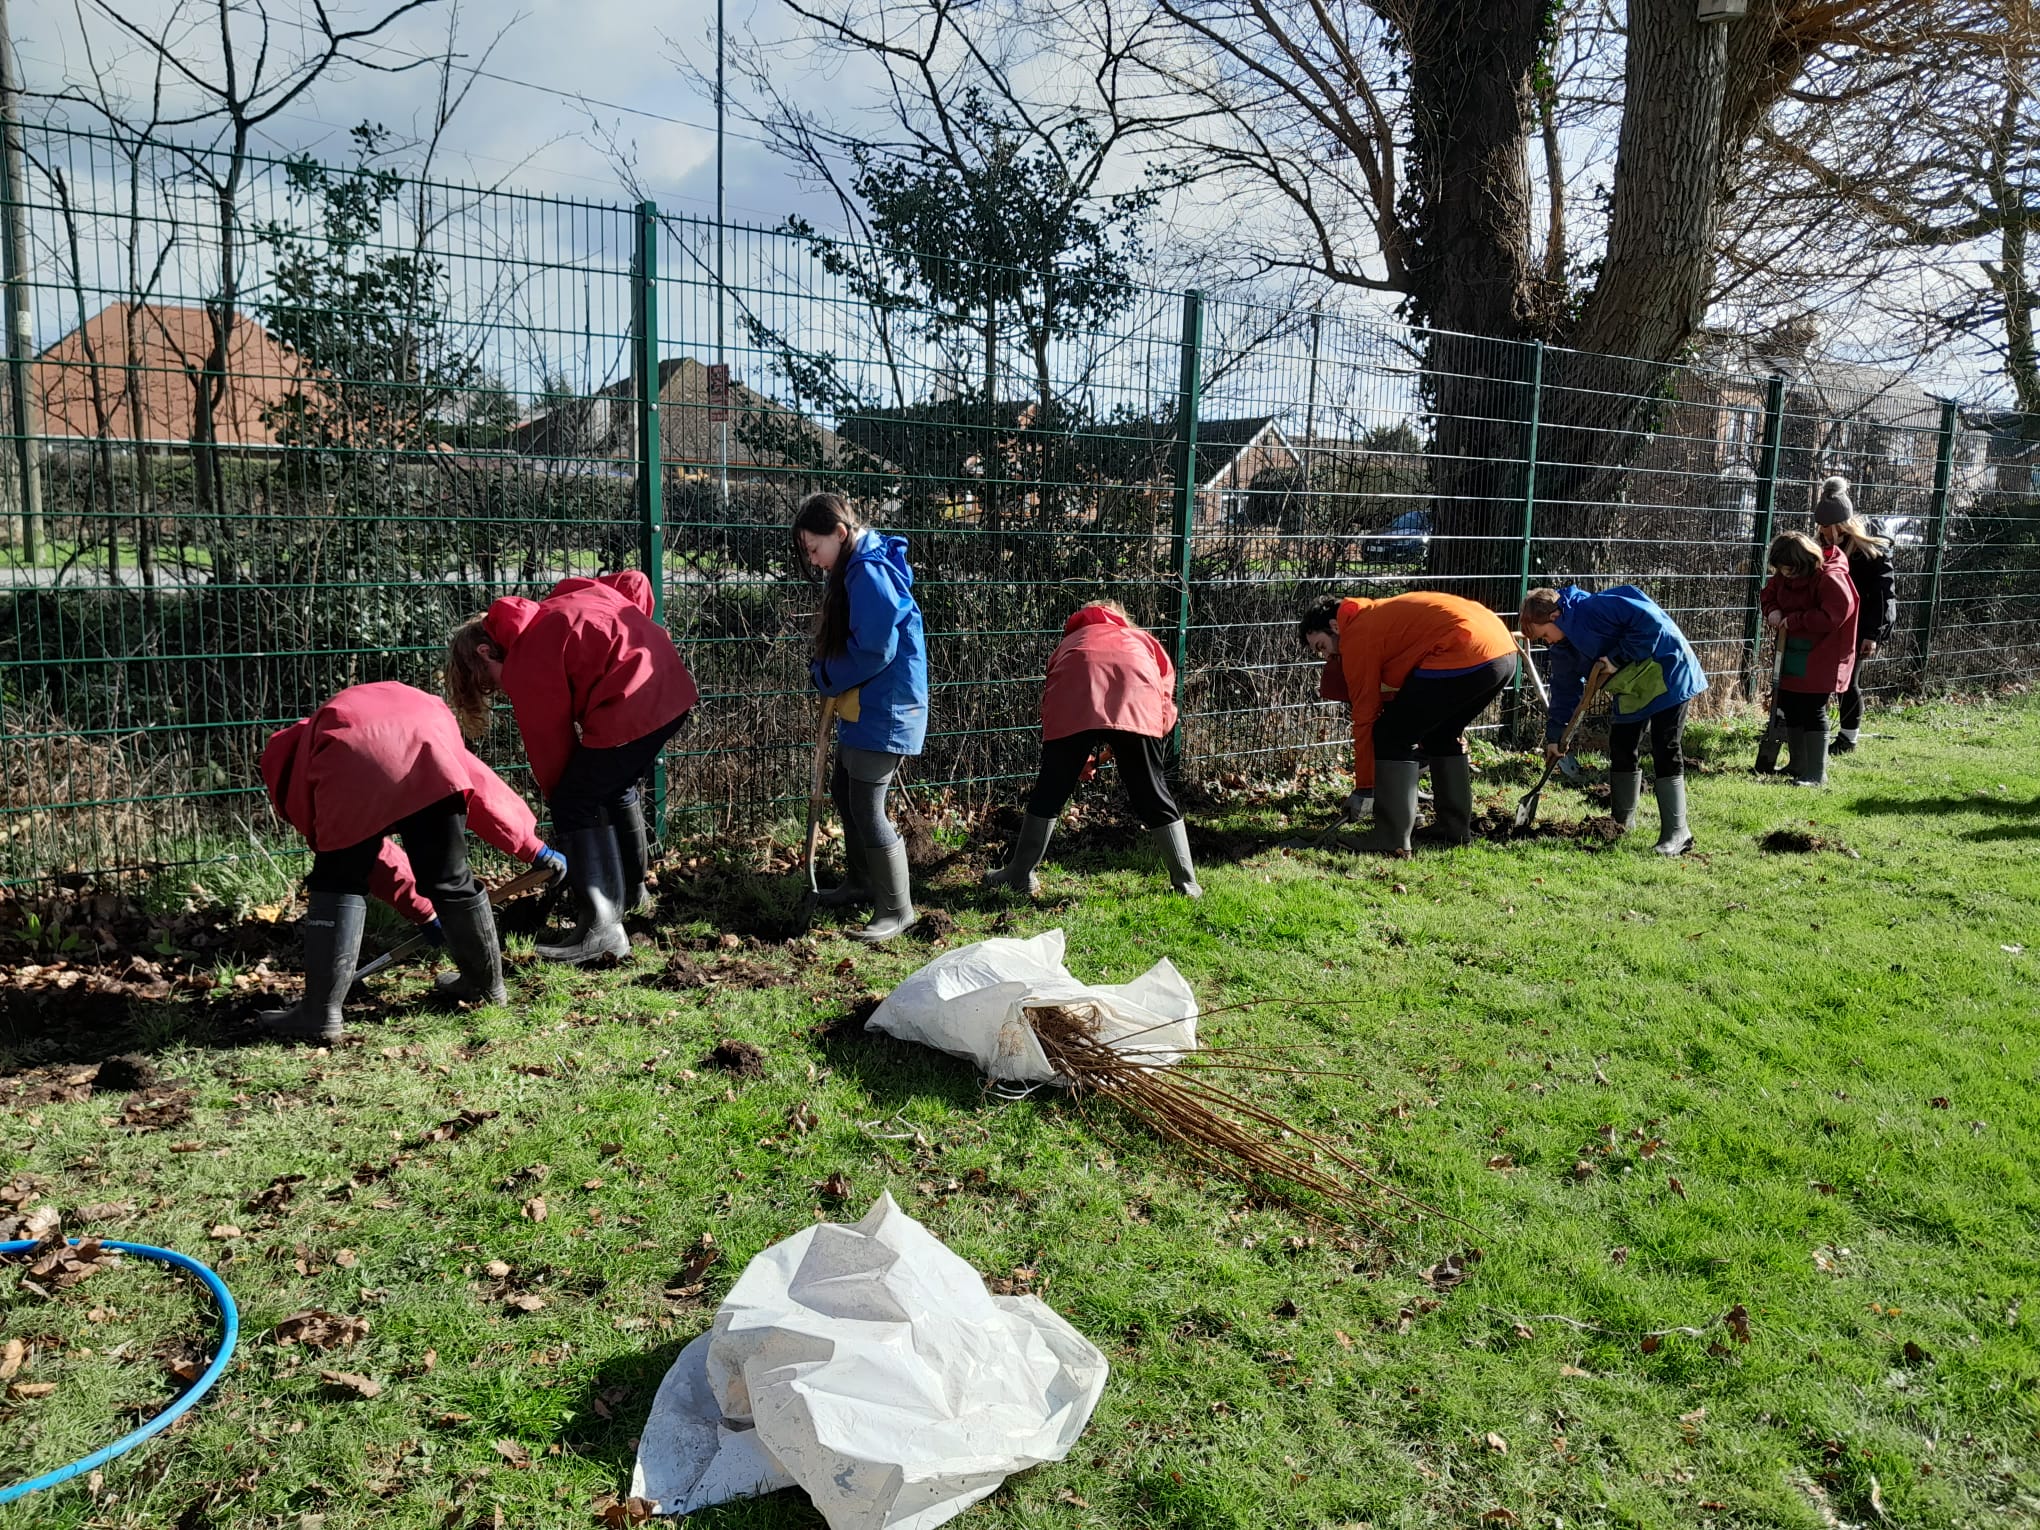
[793,693,840,933]
[351,863,557,985]
[1513,657,1615,830]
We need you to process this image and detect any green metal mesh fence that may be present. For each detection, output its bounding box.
[4,126,2037,885]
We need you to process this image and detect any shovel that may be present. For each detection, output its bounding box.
[1513,657,1616,830]
[351,863,559,985]
[792,693,840,933]
[1515,633,1550,709]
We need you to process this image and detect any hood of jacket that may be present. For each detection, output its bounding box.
[849,529,915,593]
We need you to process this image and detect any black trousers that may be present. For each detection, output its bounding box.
[1776,691,1829,731]
[1607,702,1688,779]
[1026,730,1181,828]
[1373,655,1517,762]
[307,792,477,905]
[549,711,688,833]
[1836,669,1864,732]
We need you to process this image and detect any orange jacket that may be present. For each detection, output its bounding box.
[1333,594,1515,787]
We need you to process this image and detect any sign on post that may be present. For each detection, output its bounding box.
[707,362,730,424]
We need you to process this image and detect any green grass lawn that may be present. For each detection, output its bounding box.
[2,697,2038,1529]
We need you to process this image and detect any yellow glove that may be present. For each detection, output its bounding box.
[835,686,861,724]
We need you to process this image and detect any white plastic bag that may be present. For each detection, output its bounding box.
[864,928,1197,1083]
[631,1193,1108,1530]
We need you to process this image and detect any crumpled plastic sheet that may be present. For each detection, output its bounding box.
[630,1192,1109,1529]
[863,927,1198,1084]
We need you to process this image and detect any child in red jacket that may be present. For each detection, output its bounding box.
[1758,531,1859,786]
[256,682,567,1042]
[983,600,1201,897]
[446,570,698,963]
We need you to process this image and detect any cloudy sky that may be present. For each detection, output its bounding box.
[14,0,835,224]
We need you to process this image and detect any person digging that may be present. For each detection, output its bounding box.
[1298,593,1518,855]
[255,682,568,1043]
[1518,584,1707,856]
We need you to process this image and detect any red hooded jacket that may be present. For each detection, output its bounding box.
[261,682,543,925]
[1761,545,1860,695]
[1041,606,1179,741]
[483,571,699,799]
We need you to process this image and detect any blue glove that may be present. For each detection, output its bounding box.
[533,844,568,884]
[422,918,445,947]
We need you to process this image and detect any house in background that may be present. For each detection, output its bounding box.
[32,303,308,447]
[508,357,851,473]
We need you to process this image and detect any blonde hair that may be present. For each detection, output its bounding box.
[1825,516,1890,561]
[1084,597,1135,622]
[1519,587,1562,625]
[1767,530,1822,580]
[445,616,503,739]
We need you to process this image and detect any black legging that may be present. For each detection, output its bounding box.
[1373,655,1517,762]
[307,792,477,905]
[1607,702,1688,779]
[1025,730,1180,828]
[548,711,689,833]
[1837,670,1864,732]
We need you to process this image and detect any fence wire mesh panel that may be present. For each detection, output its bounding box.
[4,123,2038,885]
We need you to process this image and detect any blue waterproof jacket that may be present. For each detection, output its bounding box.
[809,530,928,756]
[1542,585,1707,743]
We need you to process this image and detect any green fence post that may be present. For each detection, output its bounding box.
[633,199,667,838]
[1506,341,1544,741]
[1166,289,1204,771]
[1915,398,1960,692]
[1742,374,1787,699]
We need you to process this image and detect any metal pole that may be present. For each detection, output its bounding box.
[1513,340,1545,612]
[1741,373,1787,699]
[0,0,43,556]
[1166,289,1204,770]
[634,200,668,837]
[1915,398,1960,692]
[1504,341,1544,740]
[1302,308,1321,451]
[715,0,729,508]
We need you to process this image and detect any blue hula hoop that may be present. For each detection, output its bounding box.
[0,1238,239,1506]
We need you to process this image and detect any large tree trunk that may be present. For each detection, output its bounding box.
[1399,0,1544,593]
[1514,0,1737,581]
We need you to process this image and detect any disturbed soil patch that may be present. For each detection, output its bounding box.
[1758,828,1861,857]
[701,1039,767,1076]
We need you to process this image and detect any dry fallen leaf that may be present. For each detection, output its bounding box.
[10,1382,57,1400]
[505,1293,547,1314]
[319,1370,381,1400]
[1480,1511,1520,1526]
[1667,1175,1687,1199]
[484,1260,512,1279]
[1558,1364,1591,1378]
[208,1224,242,1241]
[814,1171,852,1201]
[1485,1432,1509,1454]
[492,1438,533,1468]
[522,1196,548,1223]
[1640,1334,1663,1355]
[1724,1304,1752,1345]
[270,1310,370,1353]
[0,1339,21,1380]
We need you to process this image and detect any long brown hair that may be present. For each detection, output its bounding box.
[1825,516,1891,562]
[795,491,866,660]
[445,616,504,739]
[1767,530,1822,580]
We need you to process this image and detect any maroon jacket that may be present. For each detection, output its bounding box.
[262,682,543,924]
[1762,545,1860,694]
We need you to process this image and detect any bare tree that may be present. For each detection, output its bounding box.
[1730,1,2040,410]
[63,0,448,524]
